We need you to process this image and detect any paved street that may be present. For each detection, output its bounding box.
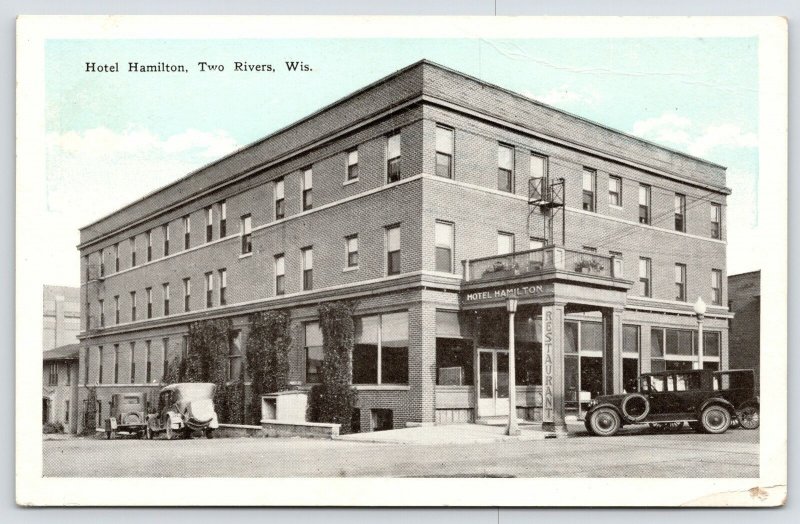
[43,426,759,478]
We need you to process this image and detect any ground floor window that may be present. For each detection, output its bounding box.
[353,311,408,385]
[622,324,641,393]
[304,322,323,383]
[371,408,393,431]
[652,327,721,371]
[564,319,605,413]
[436,338,473,385]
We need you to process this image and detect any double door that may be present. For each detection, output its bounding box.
[478,349,510,417]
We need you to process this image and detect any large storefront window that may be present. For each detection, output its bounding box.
[304,322,323,383]
[353,312,408,385]
[622,324,640,393]
[651,327,721,371]
[514,313,541,386]
[564,319,605,414]
[436,311,472,386]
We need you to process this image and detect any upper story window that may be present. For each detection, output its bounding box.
[145,340,152,384]
[146,230,153,262]
[240,214,252,254]
[435,221,454,273]
[129,342,136,384]
[675,263,687,302]
[386,225,401,275]
[183,215,191,250]
[48,362,58,386]
[302,247,314,291]
[205,272,213,308]
[114,243,120,272]
[98,299,105,327]
[712,269,723,305]
[347,149,359,181]
[162,283,170,316]
[98,346,104,384]
[219,268,227,306]
[205,206,213,242]
[183,277,191,312]
[114,295,120,324]
[302,168,313,211]
[530,238,545,250]
[162,224,170,256]
[304,322,324,383]
[639,184,651,224]
[435,126,454,179]
[530,153,547,181]
[497,144,514,193]
[130,291,137,321]
[129,237,137,267]
[274,254,285,296]
[99,249,105,277]
[497,231,515,255]
[582,168,596,212]
[639,257,651,297]
[345,235,359,268]
[710,203,722,239]
[387,132,401,183]
[608,176,622,207]
[674,193,686,232]
[146,287,153,318]
[219,200,227,237]
[274,178,285,220]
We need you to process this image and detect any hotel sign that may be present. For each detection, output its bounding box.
[462,283,553,305]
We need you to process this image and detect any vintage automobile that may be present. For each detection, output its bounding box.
[585,369,759,437]
[104,393,148,439]
[145,383,219,440]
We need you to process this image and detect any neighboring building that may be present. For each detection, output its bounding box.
[42,344,80,433]
[75,60,731,433]
[43,285,81,351]
[728,271,760,388]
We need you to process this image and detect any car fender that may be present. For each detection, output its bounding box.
[586,402,624,422]
[697,397,735,417]
[209,413,219,429]
[104,418,118,431]
[738,398,759,410]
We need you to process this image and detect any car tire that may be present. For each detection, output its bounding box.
[205,429,214,439]
[106,431,115,440]
[700,405,731,434]
[588,407,621,437]
[738,406,760,430]
[620,393,650,423]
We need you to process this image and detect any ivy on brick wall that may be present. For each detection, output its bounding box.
[81,386,98,436]
[245,310,292,423]
[310,300,357,434]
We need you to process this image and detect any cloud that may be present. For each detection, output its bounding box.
[522,86,602,108]
[630,112,757,157]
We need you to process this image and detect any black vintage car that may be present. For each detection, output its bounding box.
[585,369,759,437]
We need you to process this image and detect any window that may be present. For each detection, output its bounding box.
[205,206,213,242]
[219,200,227,237]
[48,363,58,386]
[675,263,687,301]
[145,287,153,318]
[498,144,514,192]
[98,299,104,327]
[674,193,686,232]
[353,312,409,385]
[347,149,359,181]
[113,344,119,383]
[608,176,622,207]
[98,346,104,384]
[83,348,89,385]
[436,338,473,386]
[582,168,596,211]
[712,269,723,305]
[274,255,285,295]
[638,184,651,224]
[711,203,721,239]
[386,225,401,275]
[530,238,545,250]
[130,237,137,267]
[183,278,191,312]
[145,340,152,383]
[65,400,70,423]
[219,269,227,306]
[228,331,242,381]
[304,322,323,383]
[85,300,91,329]
[114,295,120,324]
[530,153,547,181]
[162,224,170,256]
[114,243,120,272]
[205,272,213,308]
[435,126,454,178]
[274,178,285,220]
[302,168,313,211]
[162,338,169,381]
[130,291,137,321]
[622,325,640,393]
[639,258,651,297]
[181,335,189,359]
[183,215,191,250]
[129,342,136,384]
[240,214,252,254]
[99,250,105,277]
[387,132,401,182]
[162,283,170,316]
[147,230,153,261]
[302,247,313,291]
[497,232,514,255]
[65,364,71,386]
[345,235,359,268]
[434,221,454,273]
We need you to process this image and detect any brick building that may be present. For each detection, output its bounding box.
[75,60,731,433]
[728,271,760,388]
[42,344,80,433]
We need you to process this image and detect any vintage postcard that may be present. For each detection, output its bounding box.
[16,15,787,506]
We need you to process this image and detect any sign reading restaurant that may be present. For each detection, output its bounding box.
[462,283,554,305]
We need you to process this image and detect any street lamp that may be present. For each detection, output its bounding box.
[693,296,707,370]
[506,297,520,436]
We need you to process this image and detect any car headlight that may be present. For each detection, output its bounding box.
[587,399,597,408]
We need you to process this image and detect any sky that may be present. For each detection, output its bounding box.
[44,37,759,286]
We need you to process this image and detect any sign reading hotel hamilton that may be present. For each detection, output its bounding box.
[462,283,554,305]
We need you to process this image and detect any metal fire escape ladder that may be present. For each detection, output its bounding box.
[528,176,565,247]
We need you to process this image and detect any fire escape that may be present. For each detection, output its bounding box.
[528,176,565,246]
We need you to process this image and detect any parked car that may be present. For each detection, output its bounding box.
[145,383,219,440]
[104,393,147,439]
[585,368,759,437]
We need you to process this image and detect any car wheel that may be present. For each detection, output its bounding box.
[689,421,705,433]
[700,405,731,434]
[106,431,115,440]
[166,425,174,440]
[738,406,760,430]
[588,407,621,437]
[205,429,214,439]
[620,393,650,423]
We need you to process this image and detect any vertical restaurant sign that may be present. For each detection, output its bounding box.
[542,308,555,424]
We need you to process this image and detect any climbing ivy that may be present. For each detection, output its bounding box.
[245,310,292,423]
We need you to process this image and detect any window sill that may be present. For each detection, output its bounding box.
[609,204,624,211]
[353,384,410,391]
[239,252,253,260]
[343,266,359,272]
[343,178,359,186]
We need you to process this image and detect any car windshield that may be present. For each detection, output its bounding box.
[674,373,701,391]
[123,396,140,405]
[649,376,666,392]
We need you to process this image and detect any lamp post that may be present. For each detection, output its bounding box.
[693,297,707,370]
[506,297,520,436]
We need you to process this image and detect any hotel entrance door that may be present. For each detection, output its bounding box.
[478,349,509,417]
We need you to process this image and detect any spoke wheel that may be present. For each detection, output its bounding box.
[589,407,621,437]
[700,405,731,434]
[738,406,760,430]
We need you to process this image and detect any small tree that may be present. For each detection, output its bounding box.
[245,310,292,423]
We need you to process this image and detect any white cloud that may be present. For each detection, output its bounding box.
[630,112,757,157]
